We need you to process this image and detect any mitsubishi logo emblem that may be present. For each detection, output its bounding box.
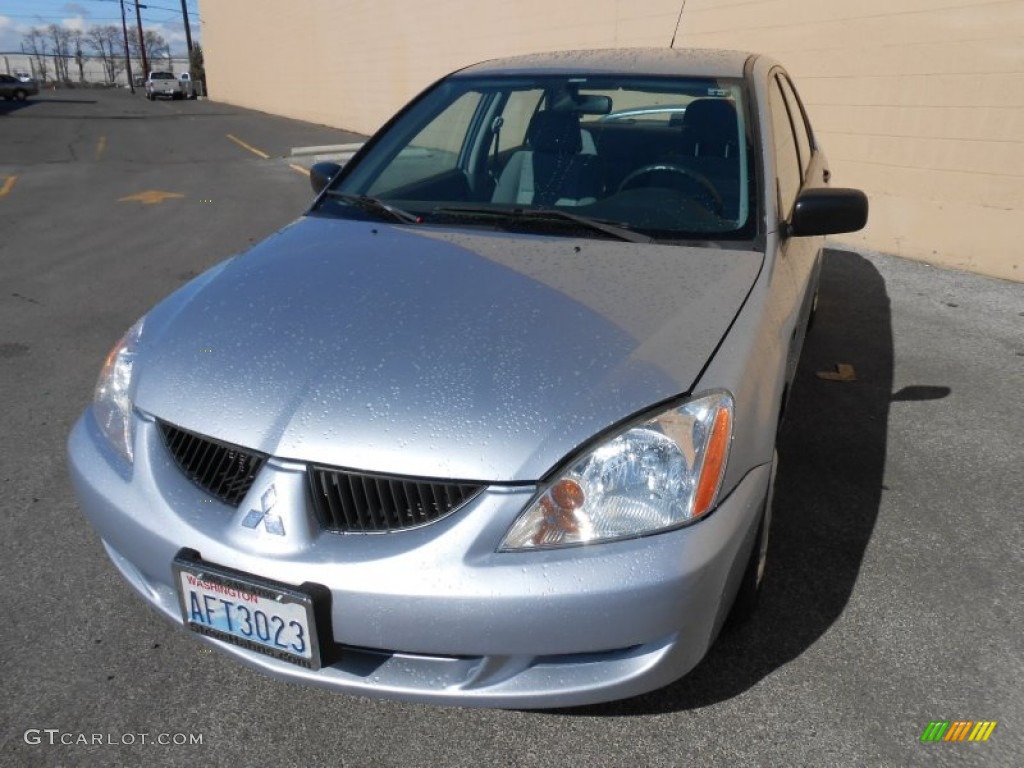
[241,486,285,535]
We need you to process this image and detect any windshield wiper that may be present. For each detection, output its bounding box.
[325,192,420,224]
[433,205,652,244]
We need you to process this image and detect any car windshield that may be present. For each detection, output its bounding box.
[319,74,756,242]
[152,72,174,79]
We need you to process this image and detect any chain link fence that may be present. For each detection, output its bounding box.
[1,52,205,96]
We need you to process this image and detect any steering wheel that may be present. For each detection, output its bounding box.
[617,164,723,215]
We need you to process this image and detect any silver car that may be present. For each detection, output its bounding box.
[0,73,38,101]
[68,49,867,708]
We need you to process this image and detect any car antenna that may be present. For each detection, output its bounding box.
[669,1,688,49]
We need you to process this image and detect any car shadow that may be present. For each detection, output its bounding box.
[0,100,36,115]
[552,248,908,716]
[0,96,98,115]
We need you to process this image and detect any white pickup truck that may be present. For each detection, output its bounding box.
[145,71,197,101]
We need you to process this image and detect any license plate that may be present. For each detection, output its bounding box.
[172,556,321,670]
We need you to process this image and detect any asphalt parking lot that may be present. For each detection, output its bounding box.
[1,88,1021,767]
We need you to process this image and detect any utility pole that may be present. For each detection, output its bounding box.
[134,1,149,79]
[119,0,135,93]
[180,0,194,53]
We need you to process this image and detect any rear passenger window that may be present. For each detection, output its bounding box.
[768,78,802,219]
[777,74,812,178]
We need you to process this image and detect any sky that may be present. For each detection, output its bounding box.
[0,0,201,56]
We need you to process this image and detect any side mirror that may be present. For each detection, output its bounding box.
[310,161,343,195]
[789,188,868,237]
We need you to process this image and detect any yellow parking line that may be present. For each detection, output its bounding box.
[226,133,270,159]
[289,163,310,176]
[0,176,16,198]
[96,136,107,160]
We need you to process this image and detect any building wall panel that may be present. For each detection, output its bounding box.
[199,0,1024,279]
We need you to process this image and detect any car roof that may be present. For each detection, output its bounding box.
[455,48,755,79]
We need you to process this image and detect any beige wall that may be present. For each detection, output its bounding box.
[201,0,1024,281]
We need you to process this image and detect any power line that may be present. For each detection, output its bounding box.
[2,0,200,20]
[3,11,201,22]
[3,14,125,21]
[65,0,197,10]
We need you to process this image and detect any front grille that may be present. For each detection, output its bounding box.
[309,466,484,533]
[158,422,268,506]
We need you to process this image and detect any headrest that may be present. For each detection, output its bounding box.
[527,111,582,154]
[681,99,739,157]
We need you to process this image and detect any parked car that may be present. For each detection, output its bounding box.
[0,73,38,101]
[177,72,199,99]
[68,48,867,708]
[145,70,189,100]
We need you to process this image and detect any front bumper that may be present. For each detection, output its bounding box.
[68,409,770,708]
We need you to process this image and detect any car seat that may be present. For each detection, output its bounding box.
[677,99,742,218]
[492,111,600,207]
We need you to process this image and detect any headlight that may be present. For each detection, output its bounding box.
[93,317,145,462]
[500,391,733,550]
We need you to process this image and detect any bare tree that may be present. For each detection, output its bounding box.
[189,43,206,93]
[21,28,51,83]
[124,29,169,76]
[124,28,171,77]
[126,28,141,79]
[47,24,73,83]
[71,29,86,82]
[87,25,124,85]
[144,30,170,68]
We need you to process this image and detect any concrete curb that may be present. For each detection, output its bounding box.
[290,142,364,157]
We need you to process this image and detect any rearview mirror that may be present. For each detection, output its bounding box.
[310,162,343,195]
[574,94,612,115]
[789,188,868,237]
[551,93,613,115]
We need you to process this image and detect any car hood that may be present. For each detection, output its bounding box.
[135,217,761,482]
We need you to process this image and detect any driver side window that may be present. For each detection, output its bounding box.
[768,78,802,220]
